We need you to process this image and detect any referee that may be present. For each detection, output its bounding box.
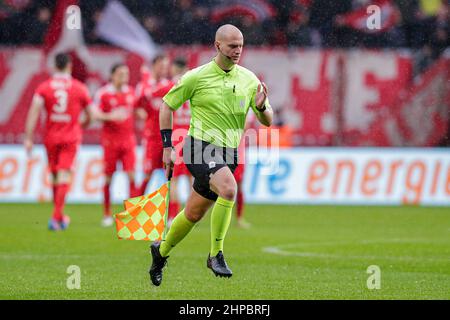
[150,24,273,286]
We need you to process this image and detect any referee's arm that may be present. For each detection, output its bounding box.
[255,104,273,127]
[160,101,173,132]
[160,101,175,179]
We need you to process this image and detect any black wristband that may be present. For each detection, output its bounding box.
[257,103,267,112]
[160,129,173,148]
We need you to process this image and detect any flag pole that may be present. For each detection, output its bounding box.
[162,167,173,241]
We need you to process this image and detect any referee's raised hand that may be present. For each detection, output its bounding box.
[255,82,268,110]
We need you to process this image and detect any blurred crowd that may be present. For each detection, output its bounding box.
[0,0,448,51]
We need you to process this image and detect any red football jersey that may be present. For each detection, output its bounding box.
[151,79,191,130]
[94,84,136,144]
[135,78,171,138]
[173,101,191,130]
[33,73,91,145]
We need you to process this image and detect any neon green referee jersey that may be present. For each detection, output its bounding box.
[163,59,270,148]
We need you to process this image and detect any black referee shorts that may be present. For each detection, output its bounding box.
[182,135,238,201]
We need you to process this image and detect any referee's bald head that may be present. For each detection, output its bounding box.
[215,24,243,42]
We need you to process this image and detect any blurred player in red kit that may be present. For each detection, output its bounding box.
[165,57,192,224]
[24,53,93,231]
[135,54,170,195]
[93,63,138,227]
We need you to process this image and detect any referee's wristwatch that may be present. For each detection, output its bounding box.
[256,103,267,112]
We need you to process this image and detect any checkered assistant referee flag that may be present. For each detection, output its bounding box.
[114,182,170,241]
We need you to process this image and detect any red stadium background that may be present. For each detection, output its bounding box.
[0,47,448,148]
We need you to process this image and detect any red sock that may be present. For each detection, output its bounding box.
[140,178,150,195]
[52,183,69,221]
[129,181,137,198]
[52,184,57,202]
[168,200,180,220]
[51,173,57,201]
[104,183,111,217]
[236,188,244,219]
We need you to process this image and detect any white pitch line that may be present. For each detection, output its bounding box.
[262,239,450,263]
[0,253,83,260]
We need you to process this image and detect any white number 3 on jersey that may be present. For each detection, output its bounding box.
[53,89,68,113]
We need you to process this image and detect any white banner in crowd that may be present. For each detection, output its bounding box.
[0,145,449,206]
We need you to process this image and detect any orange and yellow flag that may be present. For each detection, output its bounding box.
[114,182,170,241]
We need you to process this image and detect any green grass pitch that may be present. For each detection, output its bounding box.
[0,203,449,299]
